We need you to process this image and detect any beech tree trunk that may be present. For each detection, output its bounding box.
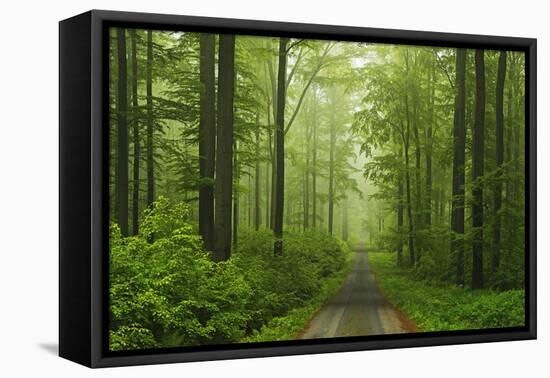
[471,49,485,289]
[397,148,404,266]
[213,35,235,262]
[130,30,140,236]
[312,93,317,228]
[198,34,216,251]
[146,30,154,209]
[425,62,434,228]
[233,141,239,251]
[451,48,466,287]
[404,140,415,267]
[303,114,310,230]
[116,28,129,237]
[273,37,288,255]
[328,95,336,235]
[265,160,270,227]
[255,113,261,231]
[492,51,507,273]
[403,87,415,267]
[408,52,422,264]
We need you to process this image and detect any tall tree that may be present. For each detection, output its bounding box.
[451,49,467,287]
[146,30,154,209]
[303,107,310,230]
[273,37,288,255]
[403,91,415,266]
[116,28,129,236]
[328,91,336,235]
[265,146,270,227]
[400,49,416,267]
[198,34,216,251]
[492,51,507,273]
[471,49,486,289]
[397,148,404,266]
[213,34,236,261]
[233,141,240,251]
[130,29,140,236]
[254,112,261,231]
[410,60,423,264]
[425,61,435,227]
[312,90,318,228]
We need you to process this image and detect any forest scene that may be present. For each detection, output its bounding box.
[108,27,526,352]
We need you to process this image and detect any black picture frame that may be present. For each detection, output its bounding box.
[59,9,537,368]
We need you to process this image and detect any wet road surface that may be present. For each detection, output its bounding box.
[300,247,410,339]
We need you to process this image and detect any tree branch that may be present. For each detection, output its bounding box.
[284,43,334,135]
[286,47,305,89]
[433,50,455,90]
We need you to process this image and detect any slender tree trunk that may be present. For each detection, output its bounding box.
[492,51,507,273]
[116,28,129,236]
[403,89,415,266]
[451,49,467,287]
[198,34,216,251]
[213,35,235,262]
[304,115,310,230]
[405,50,422,263]
[312,92,317,228]
[273,37,288,255]
[268,60,277,231]
[439,188,445,224]
[413,104,422,253]
[146,30,154,209]
[130,30,140,236]
[233,141,239,251]
[265,160,270,228]
[425,62,434,228]
[472,49,486,289]
[320,201,325,230]
[505,55,514,204]
[247,171,252,228]
[510,54,521,202]
[397,148,404,266]
[265,102,272,228]
[255,113,261,231]
[405,143,416,266]
[404,140,415,267]
[412,102,422,264]
[342,200,349,241]
[270,131,276,230]
[328,96,336,235]
[403,49,420,267]
[378,208,382,233]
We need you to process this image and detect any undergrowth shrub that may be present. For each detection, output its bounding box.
[110,198,351,350]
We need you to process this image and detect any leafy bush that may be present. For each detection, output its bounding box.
[109,198,352,350]
[368,251,525,332]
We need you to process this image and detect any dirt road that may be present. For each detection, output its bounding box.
[299,247,413,339]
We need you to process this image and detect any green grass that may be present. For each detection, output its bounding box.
[368,251,525,332]
[243,247,355,342]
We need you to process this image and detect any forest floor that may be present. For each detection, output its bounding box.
[298,245,416,339]
[368,252,525,331]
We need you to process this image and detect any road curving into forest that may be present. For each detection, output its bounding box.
[299,246,415,339]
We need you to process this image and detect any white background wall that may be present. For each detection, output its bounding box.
[0,0,546,376]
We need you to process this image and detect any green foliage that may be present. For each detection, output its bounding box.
[368,252,525,331]
[244,243,354,342]
[110,198,352,350]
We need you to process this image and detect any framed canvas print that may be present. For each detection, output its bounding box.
[59,10,536,368]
